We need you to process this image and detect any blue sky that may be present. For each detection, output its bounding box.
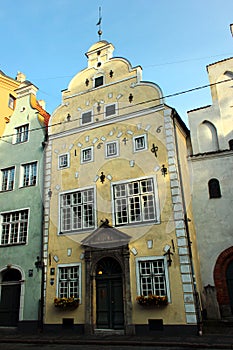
[1,0,233,125]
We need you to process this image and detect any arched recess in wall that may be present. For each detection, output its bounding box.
[214,246,233,317]
[208,178,221,198]
[197,120,219,153]
[229,139,233,150]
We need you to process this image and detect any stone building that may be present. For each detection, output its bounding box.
[188,55,233,319]
[43,39,201,335]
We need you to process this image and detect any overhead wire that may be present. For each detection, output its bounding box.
[0,76,233,141]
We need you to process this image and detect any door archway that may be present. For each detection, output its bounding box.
[0,268,22,326]
[214,246,233,317]
[226,261,233,314]
[96,257,124,329]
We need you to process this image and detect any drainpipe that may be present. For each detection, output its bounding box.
[39,131,49,332]
[171,109,202,335]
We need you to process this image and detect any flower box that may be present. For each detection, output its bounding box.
[54,297,80,310]
[136,295,168,306]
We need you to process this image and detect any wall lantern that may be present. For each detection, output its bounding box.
[163,245,173,266]
[35,256,44,271]
[161,164,168,177]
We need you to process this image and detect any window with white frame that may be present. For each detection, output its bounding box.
[81,146,93,163]
[1,167,15,191]
[8,94,16,109]
[21,162,37,187]
[58,154,69,169]
[105,103,116,118]
[94,76,103,88]
[15,124,29,144]
[81,111,92,125]
[105,141,119,158]
[112,177,158,226]
[0,209,29,246]
[133,134,147,152]
[136,257,169,298]
[57,264,81,299]
[60,188,95,233]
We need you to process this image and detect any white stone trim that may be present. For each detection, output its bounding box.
[164,109,197,325]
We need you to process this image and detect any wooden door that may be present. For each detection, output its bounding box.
[96,257,124,329]
[0,284,21,326]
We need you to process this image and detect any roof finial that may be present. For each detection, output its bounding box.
[96,6,102,41]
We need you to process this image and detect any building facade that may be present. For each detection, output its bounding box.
[44,40,201,335]
[0,76,50,330]
[0,71,21,137]
[188,57,233,320]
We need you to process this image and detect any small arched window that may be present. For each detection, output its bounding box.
[229,139,233,150]
[208,178,221,198]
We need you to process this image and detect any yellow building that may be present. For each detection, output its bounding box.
[43,40,201,335]
[0,70,21,136]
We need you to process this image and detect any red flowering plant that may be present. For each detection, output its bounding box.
[136,294,168,306]
[54,297,80,310]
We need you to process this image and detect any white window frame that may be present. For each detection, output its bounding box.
[20,161,38,187]
[14,124,29,144]
[94,75,104,88]
[136,256,171,302]
[104,103,117,118]
[133,134,148,152]
[58,153,70,170]
[56,263,82,303]
[0,166,15,191]
[111,176,160,227]
[81,146,94,164]
[81,110,93,125]
[8,94,15,109]
[59,186,96,234]
[0,208,29,246]
[105,141,119,158]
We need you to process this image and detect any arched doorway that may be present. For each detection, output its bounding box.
[0,268,21,326]
[96,257,124,329]
[226,261,233,314]
[214,247,233,317]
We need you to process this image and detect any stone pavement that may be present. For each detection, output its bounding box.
[0,322,232,349]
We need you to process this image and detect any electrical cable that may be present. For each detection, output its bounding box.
[0,76,233,141]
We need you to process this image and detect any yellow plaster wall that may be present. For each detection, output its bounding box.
[0,73,20,136]
[45,41,192,326]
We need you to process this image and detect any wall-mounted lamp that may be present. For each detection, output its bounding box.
[161,164,168,177]
[163,245,173,266]
[35,256,44,271]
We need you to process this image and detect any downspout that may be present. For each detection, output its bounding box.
[39,130,48,332]
[171,109,202,335]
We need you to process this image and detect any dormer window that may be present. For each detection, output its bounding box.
[8,94,16,109]
[94,76,103,88]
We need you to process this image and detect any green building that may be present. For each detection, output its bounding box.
[0,74,50,331]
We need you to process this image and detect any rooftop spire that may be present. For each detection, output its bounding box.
[96,6,102,41]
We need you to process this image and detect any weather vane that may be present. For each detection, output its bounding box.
[96,6,102,41]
